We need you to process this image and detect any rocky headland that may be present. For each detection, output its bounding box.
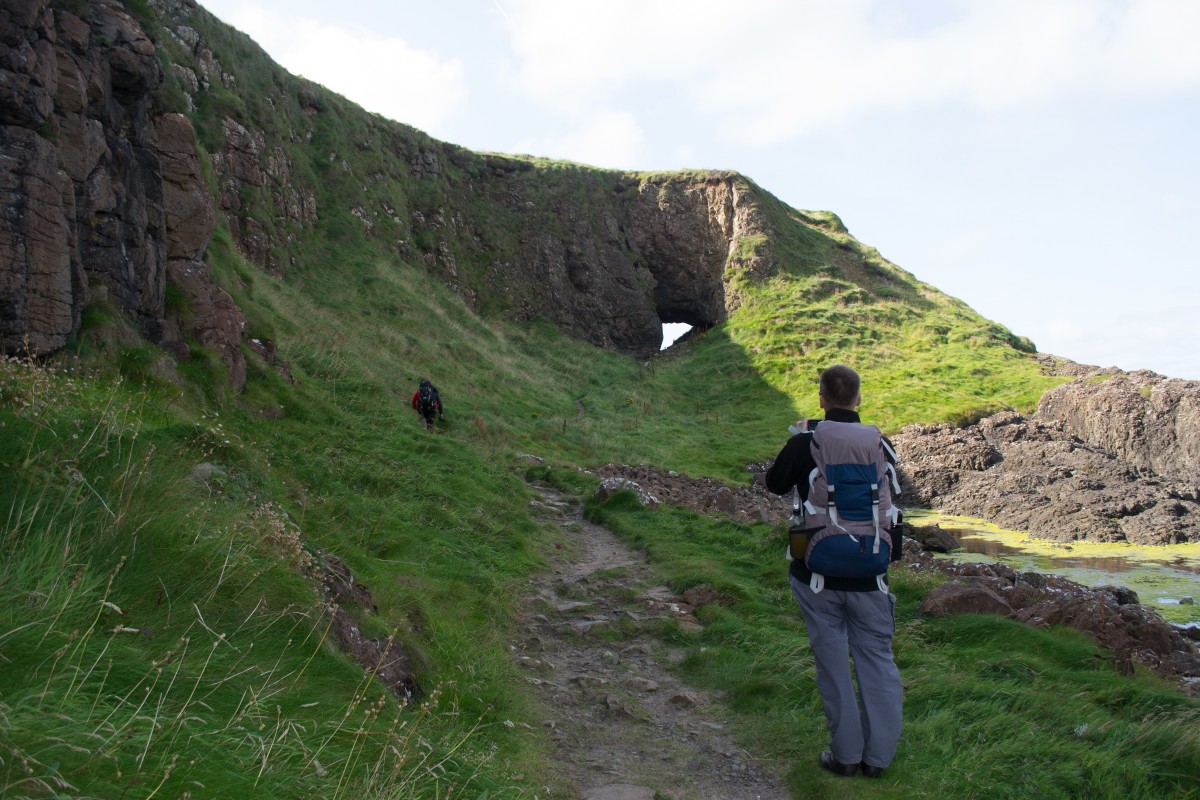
[893,357,1200,545]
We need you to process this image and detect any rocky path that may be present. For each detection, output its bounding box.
[514,484,790,800]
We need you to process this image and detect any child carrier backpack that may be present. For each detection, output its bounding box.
[793,421,901,593]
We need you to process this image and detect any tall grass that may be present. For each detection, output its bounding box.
[0,354,538,798]
[3,242,1193,798]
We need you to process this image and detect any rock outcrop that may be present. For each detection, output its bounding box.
[893,364,1200,544]
[593,463,778,524]
[0,0,245,386]
[912,554,1200,693]
[1038,370,1200,478]
[483,172,761,356]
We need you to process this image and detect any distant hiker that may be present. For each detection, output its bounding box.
[765,364,904,780]
[412,379,444,430]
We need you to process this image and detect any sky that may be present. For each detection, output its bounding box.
[197,0,1200,379]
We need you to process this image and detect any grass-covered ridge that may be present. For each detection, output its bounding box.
[162,0,1060,431]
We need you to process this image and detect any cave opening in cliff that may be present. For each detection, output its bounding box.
[661,322,693,350]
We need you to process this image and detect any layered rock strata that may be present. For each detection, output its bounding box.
[0,0,245,386]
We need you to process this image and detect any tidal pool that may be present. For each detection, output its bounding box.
[906,510,1200,626]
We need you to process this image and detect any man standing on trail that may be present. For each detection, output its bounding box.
[765,364,904,779]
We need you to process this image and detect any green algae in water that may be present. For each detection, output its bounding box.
[907,510,1200,625]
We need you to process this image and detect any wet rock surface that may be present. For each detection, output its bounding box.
[518,484,788,800]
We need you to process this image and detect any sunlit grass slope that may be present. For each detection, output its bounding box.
[4,217,1190,797]
[720,194,1063,432]
[0,266,564,796]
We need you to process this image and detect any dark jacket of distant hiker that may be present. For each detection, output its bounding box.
[412,380,443,424]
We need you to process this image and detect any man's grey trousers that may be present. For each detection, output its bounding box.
[790,574,903,768]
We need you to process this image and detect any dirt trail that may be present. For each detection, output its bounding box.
[513,483,790,800]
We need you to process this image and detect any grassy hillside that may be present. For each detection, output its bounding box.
[155,0,1061,447]
[2,2,1196,798]
[4,228,1197,798]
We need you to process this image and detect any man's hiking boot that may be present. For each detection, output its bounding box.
[860,762,885,778]
[818,750,858,777]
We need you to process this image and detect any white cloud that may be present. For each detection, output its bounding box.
[213,4,466,136]
[499,0,1200,144]
[501,0,773,108]
[513,108,646,169]
[718,0,1200,142]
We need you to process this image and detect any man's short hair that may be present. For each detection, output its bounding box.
[820,364,860,408]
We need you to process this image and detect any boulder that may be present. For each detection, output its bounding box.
[919,579,1013,617]
[904,522,960,553]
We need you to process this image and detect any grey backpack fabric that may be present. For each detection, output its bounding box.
[799,421,901,592]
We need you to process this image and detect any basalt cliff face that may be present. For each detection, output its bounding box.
[1,0,245,385]
[1,0,779,371]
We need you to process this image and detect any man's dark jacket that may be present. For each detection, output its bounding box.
[765,407,903,592]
